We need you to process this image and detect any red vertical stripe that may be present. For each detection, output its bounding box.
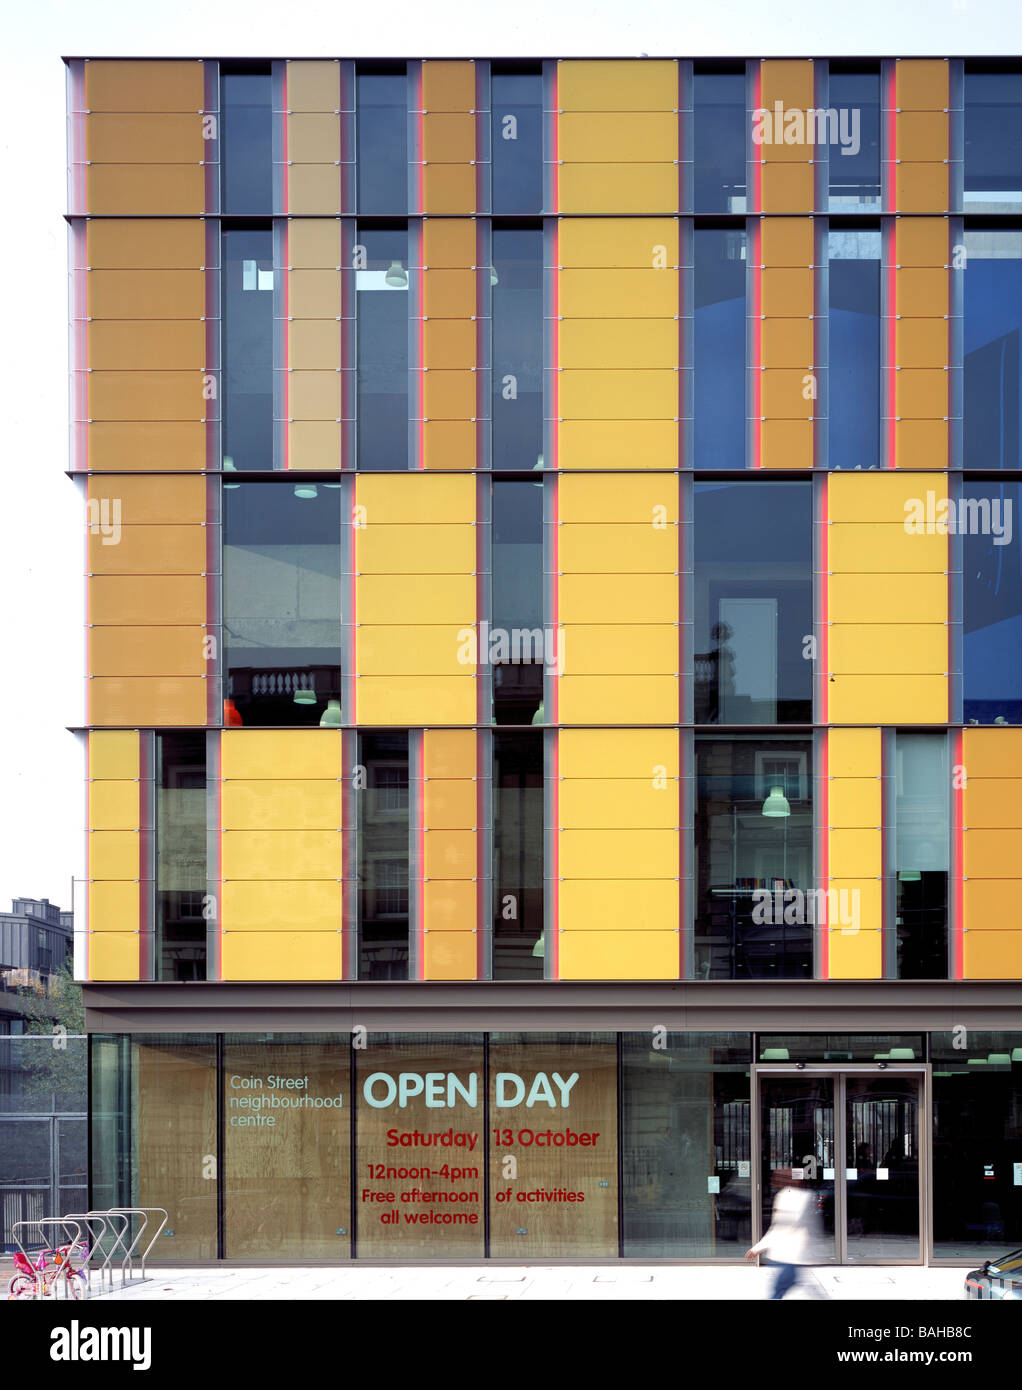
[886,63,898,469]
[418,66,426,472]
[954,727,965,979]
[417,738,426,981]
[819,732,829,980]
[751,217,762,470]
[282,66,291,471]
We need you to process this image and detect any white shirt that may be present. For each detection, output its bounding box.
[750,1184,815,1264]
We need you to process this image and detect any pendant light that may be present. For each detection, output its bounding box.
[761,785,790,818]
[385,260,408,288]
[532,932,545,958]
[294,482,318,499]
[320,699,342,728]
[293,687,316,705]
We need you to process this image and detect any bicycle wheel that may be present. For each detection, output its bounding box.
[8,1274,38,1300]
[67,1271,87,1301]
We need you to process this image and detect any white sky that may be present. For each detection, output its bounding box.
[1,0,1020,915]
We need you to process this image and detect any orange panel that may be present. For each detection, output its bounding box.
[421,60,475,112]
[87,475,206,525]
[422,219,476,268]
[89,575,206,625]
[90,677,207,726]
[86,113,205,163]
[423,420,476,469]
[84,60,205,112]
[86,165,205,216]
[423,932,476,980]
[87,219,205,269]
[87,422,206,471]
[422,163,477,214]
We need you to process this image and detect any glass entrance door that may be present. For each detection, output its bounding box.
[759,1072,922,1264]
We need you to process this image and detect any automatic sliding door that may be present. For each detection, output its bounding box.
[844,1076,921,1262]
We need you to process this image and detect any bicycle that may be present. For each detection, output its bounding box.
[8,1245,88,1301]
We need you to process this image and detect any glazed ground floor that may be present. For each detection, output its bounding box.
[84,982,1022,1265]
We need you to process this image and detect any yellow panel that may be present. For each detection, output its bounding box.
[222,830,342,881]
[87,422,206,471]
[356,677,476,726]
[761,419,813,469]
[560,780,677,830]
[222,932,343,981]
[355,471,475,523]
[557,930,678,980]
[761,162,815,214]
[559,112,678,162]
[963,830,1022,878]
[559,270,676,319]
[963,932,1022,980]
[559,370,678,420]
[827,675,948,724]
[560,678,675,729]
[89,779,140,831]
[357,524,476,574]
[559,318,677,370]
[760,267,813,317]
[761,318,814,366]
[828,778,882,828]
[423,419,477,469]
[559,729,679,780]
[88,269,205,320]
[424,829,476,878]
[829,573,947,623]
[558,61,677,112]
[424,318,476,369]
[357,578,474,625]
[424,779,476,829]
[355,626,468,676]
[422,219,476,268]
[964,779,1022,829]
[559,473,678,524]
[222,780,342,832]
[286,60,341,112]
[760,59,815,111]
[895,318,948,369]
[829,828,882,879]
[288,113,340,163]
[423,112,476,163]
[964,881,1022,927]
[896,60,949,111]
[89,831,140,881]
[424,730,476,779]
[558,164,679,215]
[895,163,949,215]
[559,218,679,269]
[88,933,140,982]
[86,164,205,216]
[760,370,814,418]
[897,112,949,163]
[88,524,206,574]
[423,881,477,929]
[89,730,140,781]
[559,573,677,625]
[290,371,342,419]
[828,523,947,573]
[290,319,342,370]
[87,219,205,269]
[84,60,205,112]
[827,929,882,980]
[88,880,140,933]
[289,269,342,318]
[89,319,206,371]
[221,730,342,780]
[761,218,814,267]
[86,113,204,163]
[90,626,206,678]
[422,60,475,112]
[89,575,205,625]
[564,624,678,675]
[895,268,949,316]
[90,678,206,726]
[829,624,947,675]
[895,369,948,418]
[962,729,1022,779]
[423,370,476,418]
[559,829,678,879]
[828,470,948,522]
[558,419,677,469]
[423,933,477,981]
[824,879,883,931]
[289,219,342,267]
[894,419,949,469]
[895,218,949,267]
[559,524,676,574]
[828,727,882,777]
[559,878,677,930]
[222,881,342,933]
[422,163,476,214]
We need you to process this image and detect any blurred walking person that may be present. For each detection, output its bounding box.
[746,1168,826,1299]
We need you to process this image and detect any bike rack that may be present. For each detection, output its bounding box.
[108,1208,168,1284]
[60,1212,110,1295]
[10,1219,85,1301]
[8,1207,168,1300]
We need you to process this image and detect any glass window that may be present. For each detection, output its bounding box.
[491,70,544,213]
[963,480,1022,724]
[358,733,409,980]
[155,732,207,982]
[220,69,272,214]
[894,733,948,980]
[223,1035,350,1258]
[622,1032,751,1257]
[964,230,1022,470]
[931,1031,1022,1258]
[491,224,544,471]
[491,479,544,724]
[693,71,746,213]
[222,480,342,726]
[826,70,881,211]
[355,1034,484,1256]
[357,69,408,214]
[694,226,746,467]
[757,1034,924,1063]
[965,71,1022,213]
[488,1033,617,1257]
[222,225,274,472]
[694,736,814,981]
[694,482,813,723]
[356,224,409,470]
[492,731,544,977]
[828,228,881,469]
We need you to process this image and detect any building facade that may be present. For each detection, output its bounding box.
[70,55,1022,1263]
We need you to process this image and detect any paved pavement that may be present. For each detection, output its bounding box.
[65,1262,968,1301]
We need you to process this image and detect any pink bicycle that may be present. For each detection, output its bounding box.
[7,1245,88,1300]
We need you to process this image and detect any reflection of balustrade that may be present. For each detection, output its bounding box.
[228,665,339,700]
